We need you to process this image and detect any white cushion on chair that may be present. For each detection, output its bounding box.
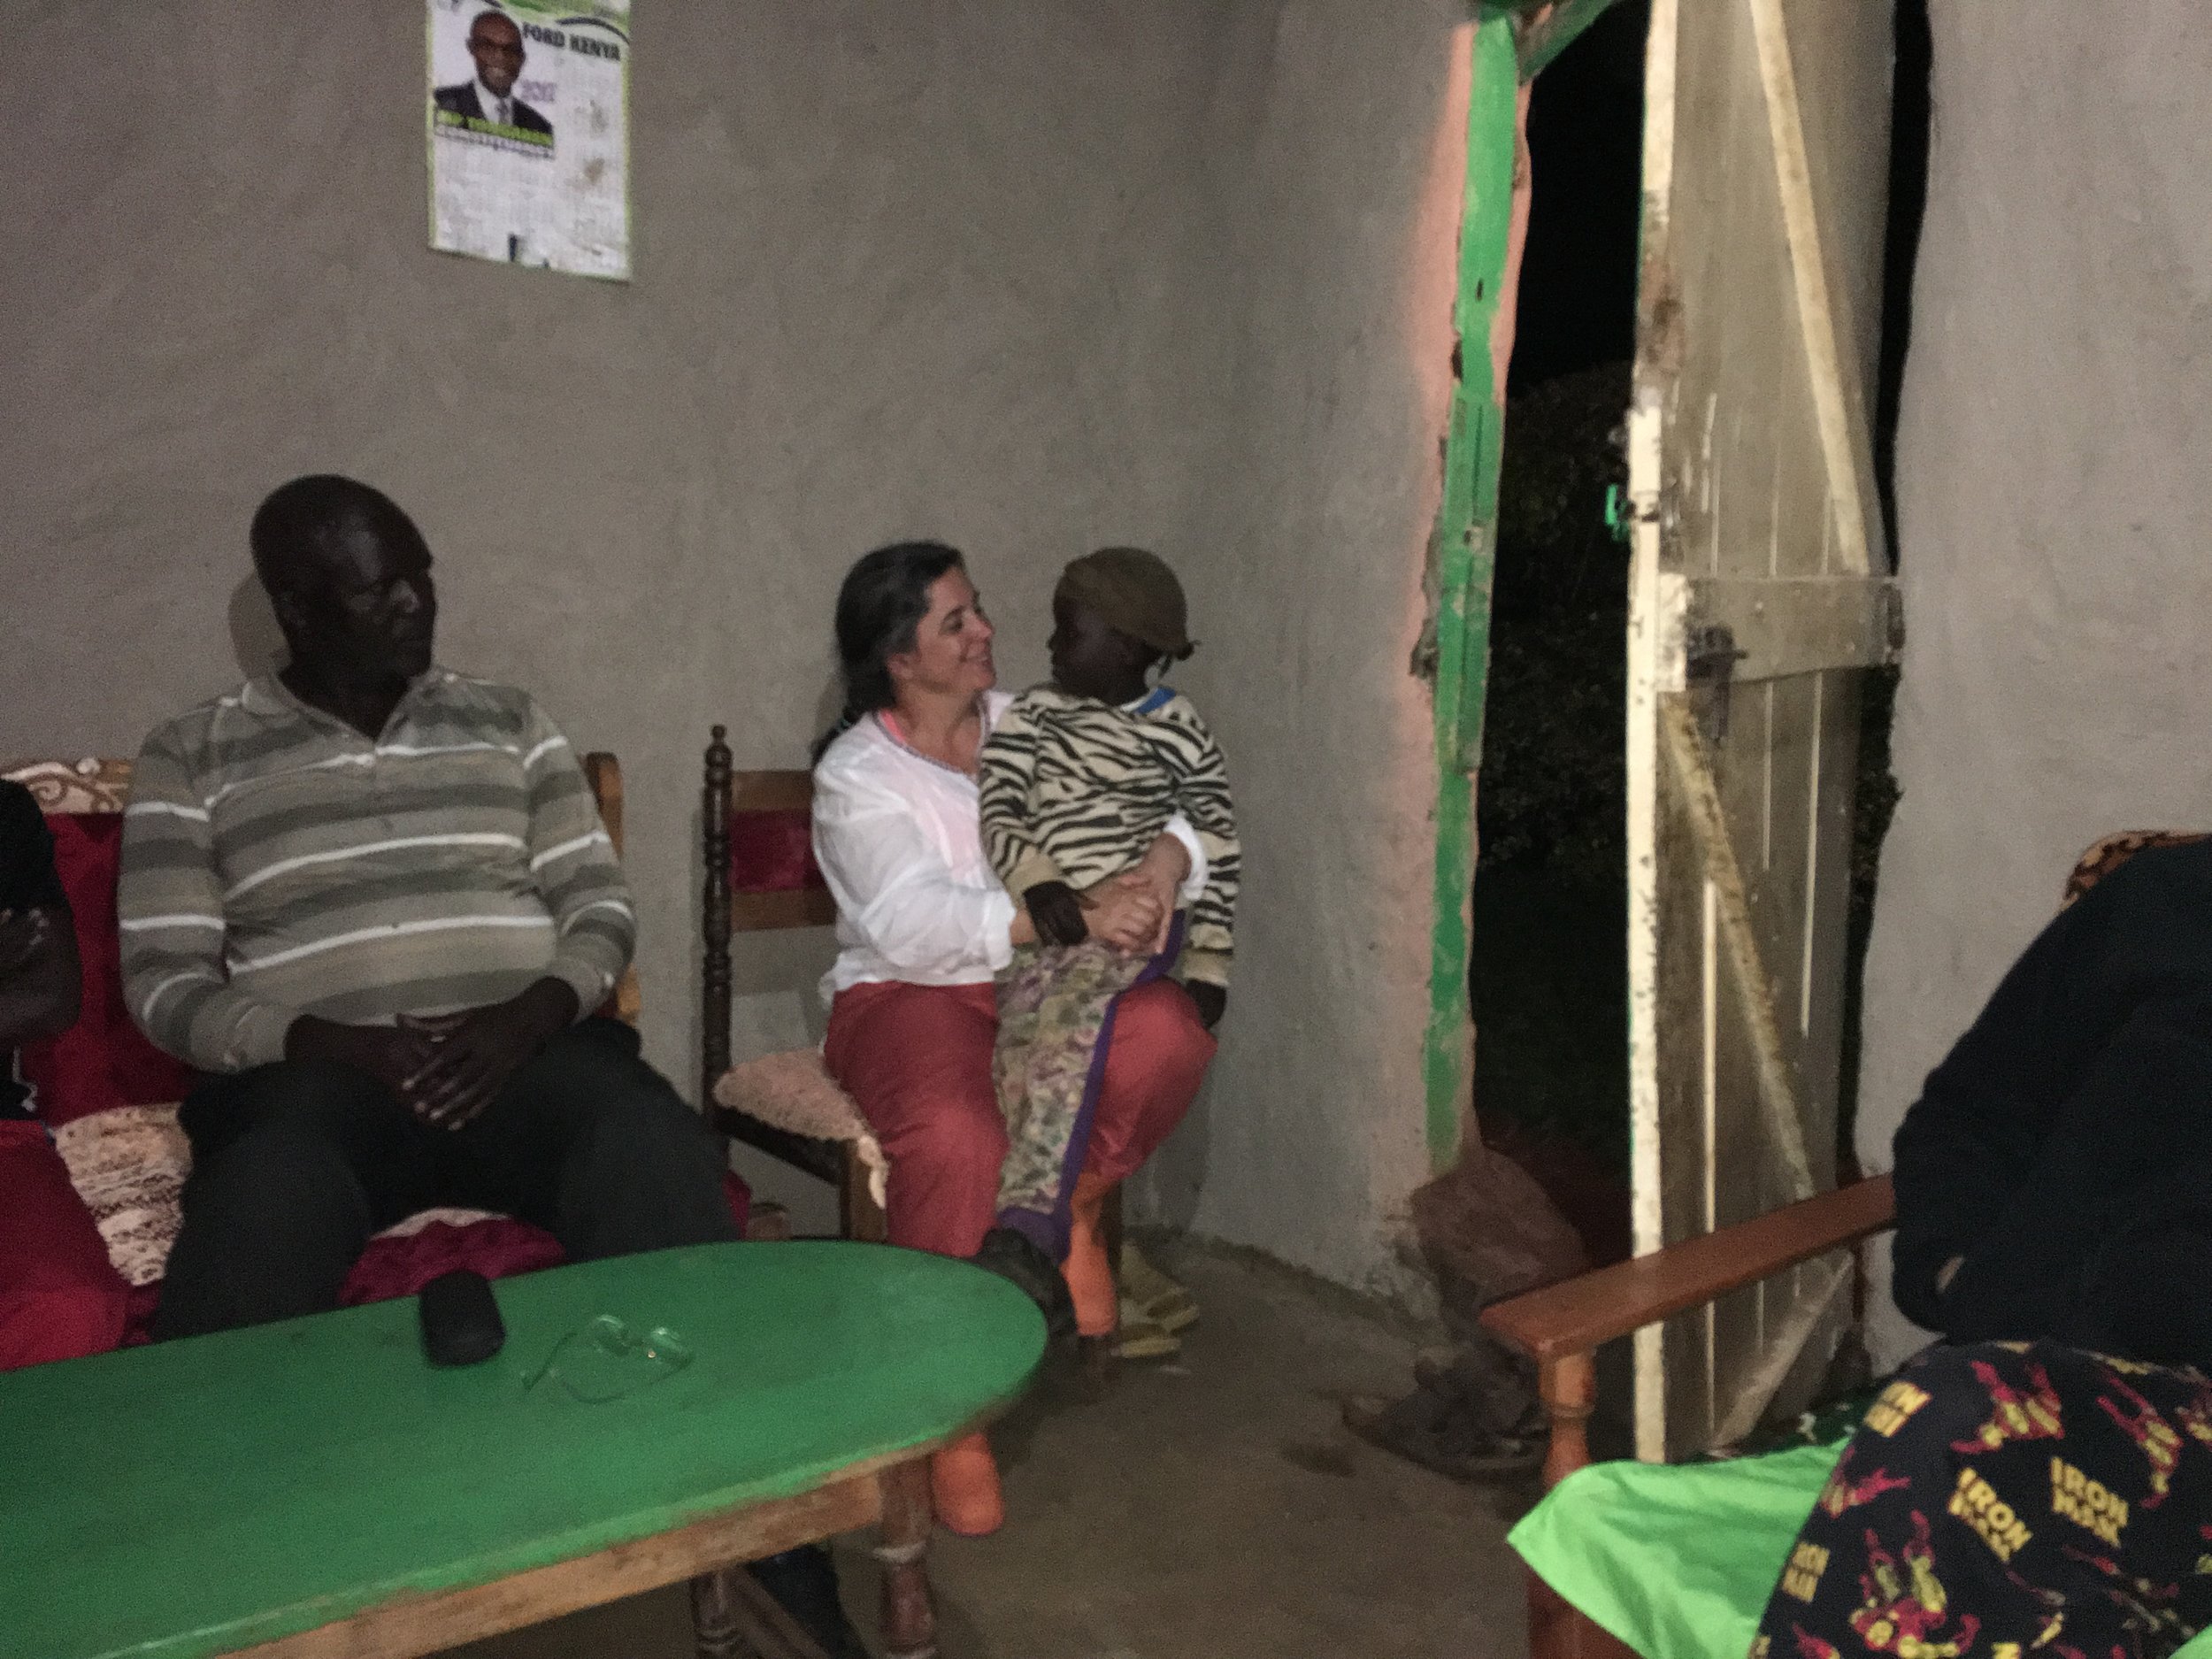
[712,1049,887,1209]
[51,1104,188,1288]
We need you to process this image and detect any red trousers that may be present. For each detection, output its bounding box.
[824,979,1215,1257]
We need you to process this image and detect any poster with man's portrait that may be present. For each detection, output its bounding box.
[427,0,630,280]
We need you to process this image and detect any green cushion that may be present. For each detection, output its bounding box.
[1509,1442,2212,1659]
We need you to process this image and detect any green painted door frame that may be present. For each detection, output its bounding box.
[1421,0,1622,1172]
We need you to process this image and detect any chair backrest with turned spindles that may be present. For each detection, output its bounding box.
[700,725,841,1181]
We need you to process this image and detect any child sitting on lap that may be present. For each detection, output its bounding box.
[971,549,1238,1343]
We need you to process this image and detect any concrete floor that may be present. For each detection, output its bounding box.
[449,1241,1534,1659]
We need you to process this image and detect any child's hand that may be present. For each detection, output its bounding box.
[1024,880,1090,948]
[1079,874,1167,954]
[1133,833,1191,910]
[1127,834,1191,953]
[1183,981,1227,1031]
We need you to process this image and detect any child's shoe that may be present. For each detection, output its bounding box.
[970,1226,1075,1342]
[929,1431,1005,1536]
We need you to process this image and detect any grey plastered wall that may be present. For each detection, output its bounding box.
[0,0,1465,1291]
[1856,0,2212,1363]
[1124,1,1465,1294]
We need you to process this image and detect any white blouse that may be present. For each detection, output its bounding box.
[811,690,1206,998]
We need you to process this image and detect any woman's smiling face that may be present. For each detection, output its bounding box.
[889,566,996,699]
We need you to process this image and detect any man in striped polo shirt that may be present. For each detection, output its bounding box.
[120,475,741,1340]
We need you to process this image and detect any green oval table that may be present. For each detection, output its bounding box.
[0,1240,1044,1659]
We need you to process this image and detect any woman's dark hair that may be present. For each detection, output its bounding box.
[813,541,967,764]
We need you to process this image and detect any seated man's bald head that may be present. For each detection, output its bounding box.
[250,475,426,598]
[250,475,439,693]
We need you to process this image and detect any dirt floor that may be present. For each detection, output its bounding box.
[448,1240,1535,1659]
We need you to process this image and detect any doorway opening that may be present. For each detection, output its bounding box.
[1469,1,1645,1269]
[1469,0,1928,1268]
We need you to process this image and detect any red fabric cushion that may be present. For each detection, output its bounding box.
[121,1283,162,1348]
[0,1121,130,1371]
[101,1176,751,1348]
[334,1171,750,1309]
[342,1217,568,1307]
[729,807,823,895]
[19,814,195,1126]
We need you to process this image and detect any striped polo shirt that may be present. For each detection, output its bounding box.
[118,669,635,1073]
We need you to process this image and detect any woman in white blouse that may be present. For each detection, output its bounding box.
[811,541,1217,1534]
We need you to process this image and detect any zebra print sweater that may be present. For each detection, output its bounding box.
[978,684,1238,987]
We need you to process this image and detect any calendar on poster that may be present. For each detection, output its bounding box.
[427,0,630,280]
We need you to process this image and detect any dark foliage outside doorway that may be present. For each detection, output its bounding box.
[1469,2,1643,1267]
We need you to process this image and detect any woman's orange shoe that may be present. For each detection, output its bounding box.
[929,1431,1004,1536]
[1064,1172,1119,1339]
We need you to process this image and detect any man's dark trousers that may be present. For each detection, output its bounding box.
[151,1018,739,1340]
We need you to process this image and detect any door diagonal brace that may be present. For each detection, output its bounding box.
[1659,697,1818,1203]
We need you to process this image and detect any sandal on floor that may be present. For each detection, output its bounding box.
[1114,1305,1183,1362]
[1118,1240,1199,1334]
[1340,1388,1545,1483]
[746,1546,872,1659]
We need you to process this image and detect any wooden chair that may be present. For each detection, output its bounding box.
[1482,828,2208,1659]
[697,729,1140,1262]
[701,727,889,1241]
[1486,1177,1895,1659]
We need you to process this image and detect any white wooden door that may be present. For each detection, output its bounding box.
[1624,0,1899,1460]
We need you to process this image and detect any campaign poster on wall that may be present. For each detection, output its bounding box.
[426,0,631,280]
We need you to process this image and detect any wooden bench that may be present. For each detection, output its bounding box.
[1484,1178,1896,1659]
[8,753,638,1022]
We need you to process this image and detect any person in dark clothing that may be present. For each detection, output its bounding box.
[127,476,739,1342]
[119,479,864,1658]
[1751,841,2212,1659]
[0,779,80,1118]
[1890,840,2212,1367]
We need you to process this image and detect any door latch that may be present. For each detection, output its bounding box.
[1685,624,1747,744]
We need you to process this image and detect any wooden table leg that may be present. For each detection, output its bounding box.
[690,1565,752,1659]
[693,1560,842,1659]
[874,1460,938,1659]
